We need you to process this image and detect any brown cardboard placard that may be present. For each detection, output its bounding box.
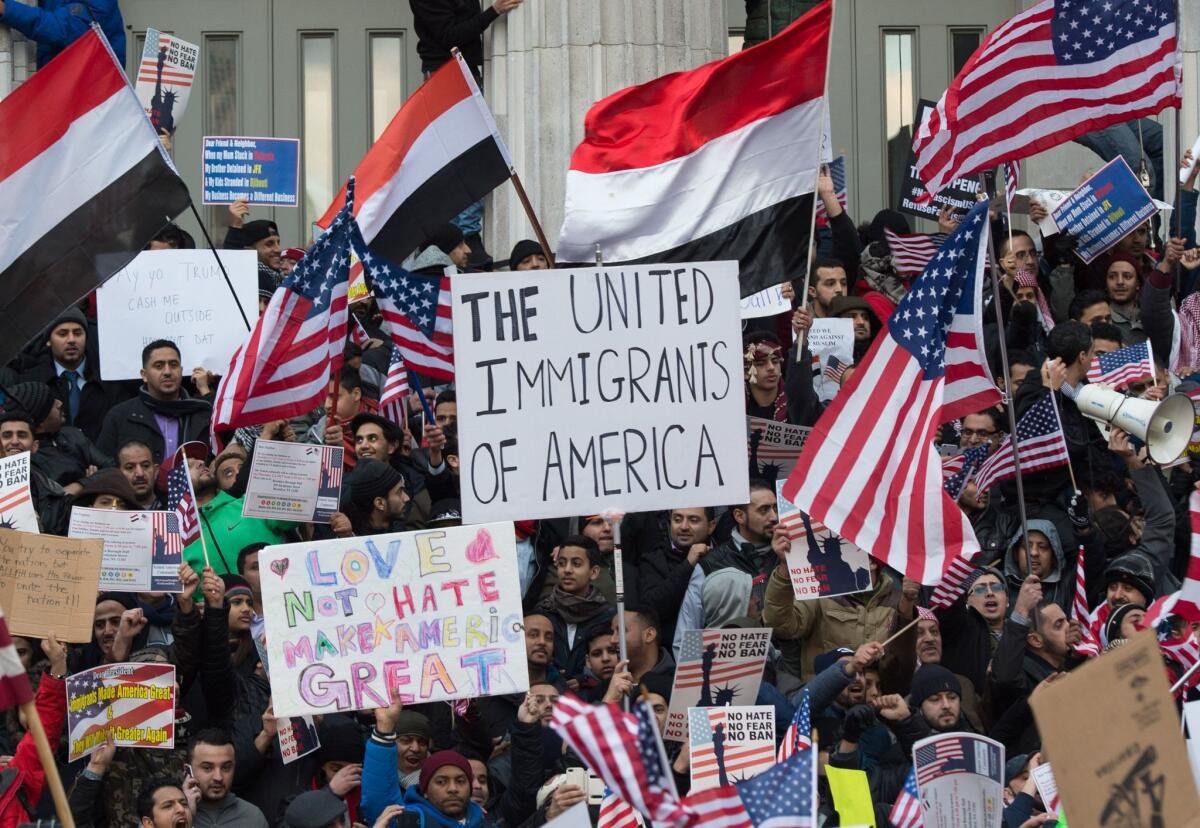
[1030,629,1200,828]
[0,529,103,642]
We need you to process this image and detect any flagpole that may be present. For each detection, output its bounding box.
[613,515,629,712]
[1044,392,1079,492]
[175,445,211,570]
[980,175,1033,557]
[509,173,557,268]
[187,200,252,331]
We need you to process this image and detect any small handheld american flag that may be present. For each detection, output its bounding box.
[165,454,201,547]
[1086,340,1154,390]
[972,395,1069,493]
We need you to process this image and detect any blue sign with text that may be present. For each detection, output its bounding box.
[1051,156,1157,263]
[202,136,300,207]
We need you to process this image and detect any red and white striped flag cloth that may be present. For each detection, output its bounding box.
[597,793,644,828]
[1003,160,1020,209]
[1164,490,1200,624]
[378,346,411,427]
[912,0,1181,201]
[883,228,945,277]
[972,395,1070,493]
[782,202,1001,585]
[212,183,356,429]
[0,605,32,710]
[1086,340,1154,390]
[679,786,753,828]
[165,453,201,547]
[1071,550,1102,657]
[929,551,983,610]
[889,766,924,828]
[776,688,811,763]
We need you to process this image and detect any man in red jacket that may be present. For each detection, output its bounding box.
[0,633,68,828]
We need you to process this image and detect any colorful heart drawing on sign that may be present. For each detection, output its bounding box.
[465,529,498,563]
[271,559,289,577]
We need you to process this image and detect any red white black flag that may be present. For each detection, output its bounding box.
[0,28,189,358]
[557,2,832,297]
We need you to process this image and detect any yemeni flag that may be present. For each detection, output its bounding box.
[557,1,832,298]
[317,52,513,262]
[0,27,189,359]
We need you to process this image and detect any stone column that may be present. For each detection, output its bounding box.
[482,0,728,263]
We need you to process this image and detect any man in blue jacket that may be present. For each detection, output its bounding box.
[0,0,125,68]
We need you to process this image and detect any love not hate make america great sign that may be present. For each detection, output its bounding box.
[260,522,529,717]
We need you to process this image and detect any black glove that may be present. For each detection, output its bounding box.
[1068,490,1091,532]
[1010,299,1038,327]
[839,704,876,744]
[1051,232,1078,260]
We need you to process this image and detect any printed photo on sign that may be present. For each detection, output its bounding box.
[776,481,871,600]
[664,628,770,741]
[278,715,321,764]
[202,136,301,206]
[688,705,776,791]
[68,508,184,593]
[66,663,176,761]
[1051,156,1158,263]
[96,250,259,380]
[0,453,38,533]
[746,417,810,484]
[912,732,1004,828]
[242,441,344,524]
[260,521,528,717]
[451,263,749,523]
[134,28,198,134]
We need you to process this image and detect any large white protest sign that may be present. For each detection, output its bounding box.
[97,250,258,380]
[451,263,749,523]
[0,453,38,533]
[665,628,770,741]
[68,508,184,593]
[261,522,528,717]
[740,283,790,319]
[242,441,344,523]
[688,705,776,791]
[912,732,1004,828]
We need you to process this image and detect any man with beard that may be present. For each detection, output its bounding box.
[188,729,269,827]
[179,443,294,577]
[117,441,162,509]
[935,567,1010,694]
[478,613,557,740]
[342,459,412,537]
[827,295,883,362]
[807,259,849,318]
[0,408,71,534]
[629,507,714,647]
[4,382,108,490]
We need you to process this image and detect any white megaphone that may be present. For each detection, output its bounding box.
[1074,384,1194,464]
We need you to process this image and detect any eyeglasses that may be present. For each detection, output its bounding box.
[971,582,1005,596]
[960,429,998,439]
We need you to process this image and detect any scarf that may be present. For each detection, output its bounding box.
[138,387,212,419]
[535,585,610,625]
[1175,292,1200,375]
[1014,270,1055,332]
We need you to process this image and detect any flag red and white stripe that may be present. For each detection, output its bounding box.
[1003,160,1020,209]
[972,395,1070,493]
[929,551,984,610]
[884,228,945,277]
[1166,490,1200,624]
[317,53,512,263]
[597,793,644,828]
[912,0,1181,199]
[557,2,832,298]
[782,203,1001,584]
[1086,340,1154,390]
[679,786,753,828]
[0,28,188,358]
[1071,550,1102,657]
[0,605,33,711]
[350,316,371,348]
[369,266,455,381]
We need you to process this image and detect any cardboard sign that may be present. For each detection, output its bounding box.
[0,530,102,642]
[278,715,321,764]
[242,441,344,523]
[0,453,38,533]
[202,136,301,206]
[688,705,775,791]
[808,318,854,403]
[451,263,749,523]
[1184,700,1200,793]
[776,481,872,600]
[134,29,198,134]
[740,284,791,320]
[746,417,810,484]
[1051,156,1158,264]
[664,628,770,741]
[1030,630,1200,828]
[96,249,259,379]
[68,508,184,593]
[260,522,528,717]
[911,732,1004,828]
[66,663,176,761]
[899,100,993,220]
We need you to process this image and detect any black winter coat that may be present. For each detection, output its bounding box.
[96,390,211,464]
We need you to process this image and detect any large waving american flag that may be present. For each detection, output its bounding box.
[363,254,454,381]
[913,0,1180,199]
[782,202,1000,584]
[212,181,356,430]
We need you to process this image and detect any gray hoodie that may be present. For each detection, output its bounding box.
[1003,519,1073,612]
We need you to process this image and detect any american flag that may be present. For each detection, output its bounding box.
[550,694,685,825]
[0,604,31,710]
[212,180,356,430]
[598,792,644,828]
[151,512,184,558]
[929,551,983,610]
[883,228,947,277]
[972,395,1070,493]
[814,155,847,224]
[676,630,763,691]
[889,766,924,828]
[1003,160,1020,209]
[823,354,849,383]
[364,254,454,381]
[1086,340,1154,390]
[912,0,1180,200]
[1161,633,1200,696]
[66,663,176,761]
[688,708,775,788]
[1072,547,1102,657]
[942,443,989,501]
[165,456,200,546]
[379,346,411,426]
[914,738,966,786]
[782,202,1001,585]
[136,31,193,89]
[682,746,816,828]
[776,688,811,763]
